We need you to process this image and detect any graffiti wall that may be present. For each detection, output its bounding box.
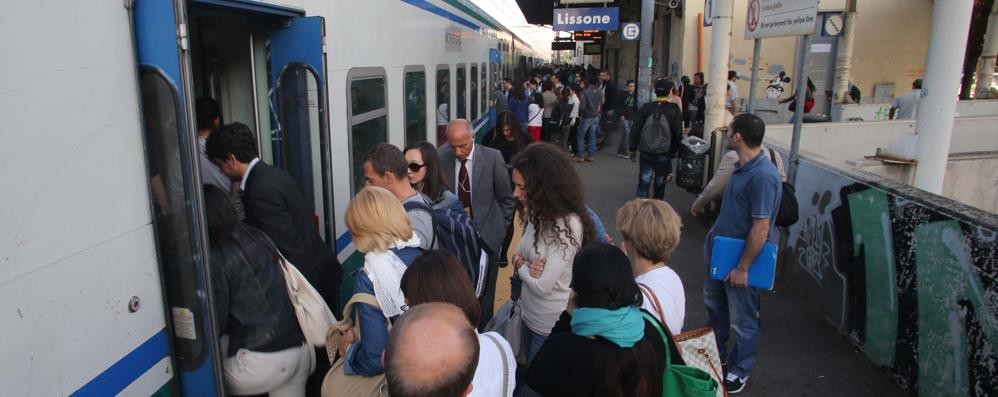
[779,154,998,397]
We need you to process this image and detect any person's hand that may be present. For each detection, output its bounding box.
[528,258,546,278]
[725,268,749,288]
[566,291,577,315]
[691,203,704,217]
[512,254,525,271]
[337,329,355,356]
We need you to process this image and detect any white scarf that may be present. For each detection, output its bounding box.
[363,234,422,318]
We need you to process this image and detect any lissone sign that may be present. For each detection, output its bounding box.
[552,7,620,32]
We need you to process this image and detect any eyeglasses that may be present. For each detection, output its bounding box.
[407,162,426,172]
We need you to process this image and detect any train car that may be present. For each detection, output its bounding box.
[0,0,545,395]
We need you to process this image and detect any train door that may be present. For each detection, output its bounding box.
[267,16,333,242]
[132,0,224,395]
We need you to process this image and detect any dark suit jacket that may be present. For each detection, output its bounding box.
[242,162,341,308]
[438,144,515,253]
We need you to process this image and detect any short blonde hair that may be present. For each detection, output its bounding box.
[616,199,683,263]
[346,187,414,253]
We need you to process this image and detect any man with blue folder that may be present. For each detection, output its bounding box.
[691,113,781,394]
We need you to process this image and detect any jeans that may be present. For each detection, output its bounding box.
[576,116,599,158]
[617,119,632,156]
[703,265,761,378]
[516,324,548,397]
[636,153,673,199]
[223,343,311,397]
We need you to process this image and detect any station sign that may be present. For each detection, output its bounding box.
[583,42,603,55]
[553,7,620,32]
[621,23,639,40]
[744,0,818,39]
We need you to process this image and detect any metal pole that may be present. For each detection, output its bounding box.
[832,0,857,104]
[637,0,656,106]
[913,0,975,194]
[747,38,761,113]
[704,0,734,135]
[787,34,813,185]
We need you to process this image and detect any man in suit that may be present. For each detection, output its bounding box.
[439,119,515,326]
[206,122,342,312]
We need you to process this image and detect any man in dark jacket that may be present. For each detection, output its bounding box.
[615,80,638,158]
[206,122,342,312]
[630,80,684,199]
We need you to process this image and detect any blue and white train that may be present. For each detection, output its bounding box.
[0,0,545,395]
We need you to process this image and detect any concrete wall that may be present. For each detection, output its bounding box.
[850,153,998,214]
[832,99,998,121]
[763,117,998,166]
[770,146,998,396]
[681,0,933,103]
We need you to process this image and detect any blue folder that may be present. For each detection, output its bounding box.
[709,236,778,290]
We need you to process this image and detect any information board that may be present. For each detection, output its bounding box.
[744,0,818,39]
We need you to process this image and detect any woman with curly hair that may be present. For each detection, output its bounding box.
[509,142,595,395]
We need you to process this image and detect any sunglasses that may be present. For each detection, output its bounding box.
[408,162,426,172]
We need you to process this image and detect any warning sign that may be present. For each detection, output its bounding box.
[744,0,818,39]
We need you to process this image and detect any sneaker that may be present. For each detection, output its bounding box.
[616,154,628,159]
[725,373,749,394]
[575,157,584,163]
[584,156,594,162]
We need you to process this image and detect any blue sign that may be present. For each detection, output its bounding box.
[490,48,501,63]
[552,7,619,32]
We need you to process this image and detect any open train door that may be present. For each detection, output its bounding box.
[266,16,334,243]
[132,0,223,395]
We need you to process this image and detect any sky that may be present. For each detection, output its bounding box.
[470,0,555,52]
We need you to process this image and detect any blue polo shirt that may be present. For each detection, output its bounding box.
[705,150,782,260]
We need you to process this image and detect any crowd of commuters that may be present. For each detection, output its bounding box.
[196,57,784,395]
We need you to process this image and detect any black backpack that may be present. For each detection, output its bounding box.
[403,198,489,296]
[639,105,672,154]
[768,148,799,227]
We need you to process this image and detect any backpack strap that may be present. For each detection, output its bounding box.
[402,197,438,248]
[484,333,511,397]
[767,147,778,167]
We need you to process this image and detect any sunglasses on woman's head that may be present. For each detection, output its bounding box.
[408,162,426,172]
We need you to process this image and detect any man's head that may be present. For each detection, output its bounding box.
[599,70,609,82]
[654,79,670,97]
[728,70,738,81]
[363,143,409,189]
[446,119,474,160]
[550,74,560,84]
[726,113,766,150]
[913,78,923,89]
[384,303,479,397]
[694,72,704,85]
[195,96,221,133]
[588,75,600,87]
[205,122,258,181]
[502,77,512,89]
[626,80,636,94]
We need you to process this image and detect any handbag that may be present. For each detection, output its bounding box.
[272,244,338,349]
[484,299,527,365]
[642,311,719,397]
[639,284,726,397]
[322,292,388,397]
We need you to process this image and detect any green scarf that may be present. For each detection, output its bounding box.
[570,306,644,348]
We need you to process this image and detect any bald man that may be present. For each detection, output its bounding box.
[384,303,480,397]
[439,119,515,327]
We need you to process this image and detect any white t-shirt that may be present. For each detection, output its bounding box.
[726,80,740,110]
[891,89,921,120]
[470,332,516,397]
[527,103,543,127]
[636,266,685,335]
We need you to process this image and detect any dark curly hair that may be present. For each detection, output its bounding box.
[511,142,594,253]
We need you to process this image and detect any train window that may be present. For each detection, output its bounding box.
[436,66,450,144]
[481,63,487,117]
[403,67,427,146]
[470,64,478,121]
[456,64,466,120]
[347,68,388,194]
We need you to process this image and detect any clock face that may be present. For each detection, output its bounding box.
[825,14,844,36]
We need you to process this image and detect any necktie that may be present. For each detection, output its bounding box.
[458,159,471,209]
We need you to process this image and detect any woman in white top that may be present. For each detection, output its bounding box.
[509,143,595,395]
[615,198,686,334]
[526,92,544,142]
[401,250,517,397]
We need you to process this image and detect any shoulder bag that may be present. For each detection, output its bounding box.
[639,284,727,397]
[641,310,719,397]
[484,299,527,365]
[322,292,388,397]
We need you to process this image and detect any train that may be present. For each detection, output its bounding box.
[0,0,546,395]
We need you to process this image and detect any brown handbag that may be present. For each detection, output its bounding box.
[321,292,389,397]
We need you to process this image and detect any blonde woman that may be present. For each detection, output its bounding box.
[616,199,686,334]
[337,186,423,376]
